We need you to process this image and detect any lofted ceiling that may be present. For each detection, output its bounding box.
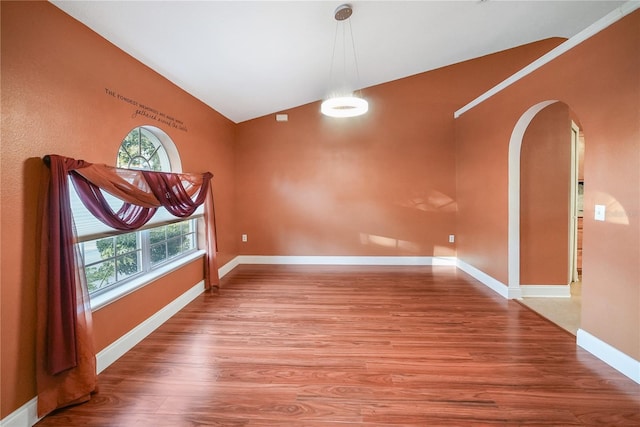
[50,1,626,123]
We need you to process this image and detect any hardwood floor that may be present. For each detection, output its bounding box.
[37,265,640,426]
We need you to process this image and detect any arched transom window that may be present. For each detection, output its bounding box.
[117,126,171,171]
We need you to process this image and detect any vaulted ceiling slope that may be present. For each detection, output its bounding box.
[51,1,625,123]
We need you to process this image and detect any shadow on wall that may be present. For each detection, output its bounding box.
[362,188,457,255]
[395,188,457,213]
[589,190,630,225]
[270,177,456,255]
[358,232,455,257]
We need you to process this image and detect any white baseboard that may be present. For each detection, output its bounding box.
[218,256,241,279]
[234,255,457,266]
[96,280,205,373]
[520,284,571,298]
[455,259,521,299]
[577,329,640,384]
[0,397,38,427]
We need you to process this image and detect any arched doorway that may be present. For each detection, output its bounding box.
[508,100,558,290]
[509,101,583,334]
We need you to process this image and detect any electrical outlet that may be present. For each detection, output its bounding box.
[241,234,248,242]
[594,205,606,221]
[449,234,455,243]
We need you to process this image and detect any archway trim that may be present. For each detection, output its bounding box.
[508,100,559,291]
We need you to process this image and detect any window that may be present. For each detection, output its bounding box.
[74,126,200,298]
[117,126,171,171]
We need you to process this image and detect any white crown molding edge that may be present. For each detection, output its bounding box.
[577,329,640,384]
[454,1,640,119]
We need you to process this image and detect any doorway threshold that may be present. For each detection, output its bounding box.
[518,281,582,335]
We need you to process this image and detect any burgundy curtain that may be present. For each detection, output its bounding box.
[37,155,96,417]
[37,154,218,417]
[142,170,211,217]
[70,171,158,230]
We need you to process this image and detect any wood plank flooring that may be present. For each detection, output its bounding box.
[37,265,640,426]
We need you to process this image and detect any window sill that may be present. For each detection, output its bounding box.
[90,249,206,312]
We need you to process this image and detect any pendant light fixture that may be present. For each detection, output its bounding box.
[321,4,368,118]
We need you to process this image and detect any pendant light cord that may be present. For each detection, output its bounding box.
[327,21,339,92]
[348,18,363,95]
[326,16,363,96]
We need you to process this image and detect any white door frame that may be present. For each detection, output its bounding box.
[507,100,558,293]
[569,121,580,283]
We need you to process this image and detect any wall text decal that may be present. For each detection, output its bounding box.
[105,88,188,132]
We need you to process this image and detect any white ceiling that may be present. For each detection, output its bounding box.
[51,1,625,123]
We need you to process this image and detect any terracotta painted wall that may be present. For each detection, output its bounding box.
[0,1,585,420]
[456,11,639,359]
[1,1,237,418]
[234,39,564,258]
[520,102,571,285]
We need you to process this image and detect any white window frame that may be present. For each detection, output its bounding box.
[72,126,204,311]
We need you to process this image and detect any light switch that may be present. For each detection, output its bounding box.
[594,204,606,221]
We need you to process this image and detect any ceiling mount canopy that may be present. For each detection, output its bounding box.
[321,4,368,118]
[334,4,353,21]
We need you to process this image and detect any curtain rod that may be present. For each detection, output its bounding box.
[43,155,51,166]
